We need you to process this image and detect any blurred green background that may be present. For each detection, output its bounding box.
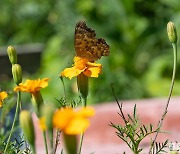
[0,0,180,104]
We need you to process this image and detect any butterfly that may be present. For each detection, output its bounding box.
[74,21,110,62]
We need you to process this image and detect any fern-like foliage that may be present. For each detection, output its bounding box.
[0,135,31,154]
[110,104,158,154]
[110,103,169,154]
[151,140,168,154]
[55,97,82,109]
[110,84,168,154]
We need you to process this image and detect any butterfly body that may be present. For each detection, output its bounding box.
[74,21,110,62]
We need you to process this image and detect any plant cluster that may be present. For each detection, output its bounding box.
[0,21,178,154]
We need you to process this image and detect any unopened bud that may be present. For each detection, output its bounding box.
[77,73,88,102]
[31,91,43,117]
[167,21,178,43]
[7,46,17,64]
[41,104,55,131]
[41,103,55,150]
[63,133,77,154]
[19,110,35,148]
[12,64,22,85]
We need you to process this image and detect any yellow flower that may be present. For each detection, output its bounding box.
[14,78,50,94]
[0,91,8,107]
[61,56,102,79]
[39,117,47,131]
[53,107,95,135]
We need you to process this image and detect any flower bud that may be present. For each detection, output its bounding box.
[167,21,178,43]
[19,110,35,148]
[31,91,43,117]
[7,46,17,64]
[63,133,77,154]
[12,64,22,85]
[41,104,55,132]
[41,104,55,151]
[77,73,88,101]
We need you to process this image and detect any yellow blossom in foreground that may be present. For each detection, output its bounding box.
[14,78,50,94]
[53,107,95,135]
[0,91,8,107]
[39,117,47,131]
[61,56,102,79]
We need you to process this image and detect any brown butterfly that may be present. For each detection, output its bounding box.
[74,21,110,62]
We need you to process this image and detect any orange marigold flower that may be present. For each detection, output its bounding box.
[53,107,95,135]
[61,56,102,79]
[14,78,50,94]
[0,91,8,107]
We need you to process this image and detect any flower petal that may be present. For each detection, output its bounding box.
[0,91,8,100]
[77,107,95,117]
[39,78,50,88]
[0,101,3,108]
[74,56,88,70]
[61,66,85,79]
[87,62,102,67]
[65,117,90,135]
[83,63,102,77]
[39,117,47,131]
[14,78,49,93]
[53,108,74,130]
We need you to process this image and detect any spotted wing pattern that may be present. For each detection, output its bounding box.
[74,21,110,62]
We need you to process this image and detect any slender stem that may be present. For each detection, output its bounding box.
[49,129,53,154]
[60,76,66,98]
[4,91,21,153]
[148,43,177,153]
[53,130,60,154]
[53,130,58,154]
[110,84,128,124]
[30,144,36,154]
[43,131,49,154]
[78,134,84,154]
[19,100,22,111]
[78,97,87,154]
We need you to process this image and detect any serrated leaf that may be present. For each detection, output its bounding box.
[138,148,143,152]
[150,124,153,132]
[140,127,144,136]
[133,104,137,119]
[143,125,148,134]
[128,114,133,122]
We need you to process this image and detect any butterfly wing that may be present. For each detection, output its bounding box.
[74,21,110,62]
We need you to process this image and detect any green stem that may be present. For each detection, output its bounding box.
[60,76,66,98]
[78,134,84,154]
[78,97,87,154]
[43,131,49,154]
[148,43,177,153]
[19,100,22,111]
[4,91,21,153]
[49,129,53,154]
[53,130,60,154]
[30,144,36,154]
